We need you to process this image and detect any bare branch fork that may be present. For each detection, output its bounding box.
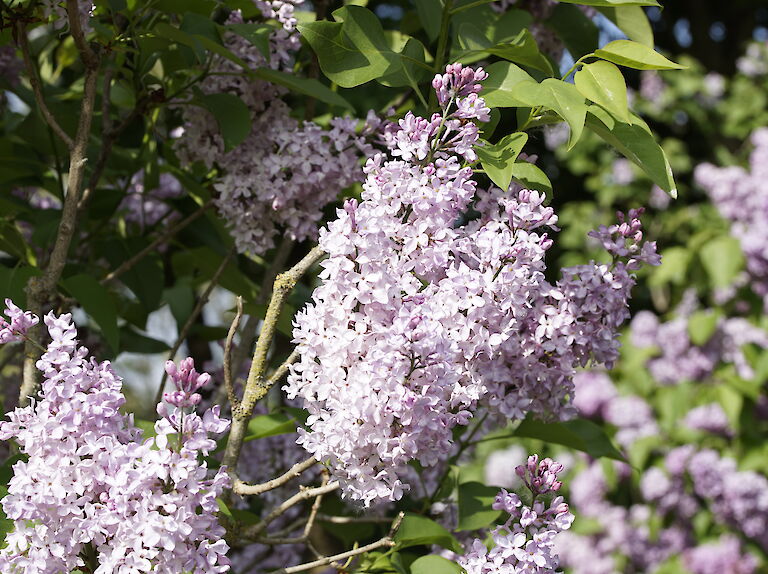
[19,1,100,405]
[269,512,406,574]
[233,456,317,496]
[221,245,325,470]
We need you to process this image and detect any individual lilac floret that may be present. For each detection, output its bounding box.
[459,456,574,574]
[0,309,231,573]
[163,357,212,408]
[0,299,39,344]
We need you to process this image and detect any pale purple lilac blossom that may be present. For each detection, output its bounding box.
[0,307,231,573]
[696,127,768,310]
[629,309,768,385]
[0,298,38,344]
[286,64,659,505]
[174,6,374,255]
[459,455,574,574]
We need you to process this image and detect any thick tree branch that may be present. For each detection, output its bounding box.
[66,0,98,69]
[19,32,99,405]
[222,246,324,470]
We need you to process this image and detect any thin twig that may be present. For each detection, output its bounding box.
[316,514,397,524]
[19,29,99,405]
[222,246,325,470]
[16,22,73,149]
[78,101,146,210]
[269,512,405,574]
[101,199,214,284]
[265,348,298,388]
[223,296,244,411]
[153,246,236,406]
[234,456,317,496]
[302,469,328,537]
[243,481,340,539]
[257,470,329,545]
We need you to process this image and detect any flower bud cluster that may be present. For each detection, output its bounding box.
[0,298,38,344]
[459,455,574,574]
[174,4,374,255]
[0,307,231,573]
[286,64,659,505]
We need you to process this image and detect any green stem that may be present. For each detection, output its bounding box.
[450,0,493,15]
[561,53,594,81]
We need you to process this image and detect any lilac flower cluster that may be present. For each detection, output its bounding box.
[286,64,659,505]
[630,309,768,385]
[459,455,574,574]
[684,535,759,574]
[0,298,38,344]
[696,128,768,309]
[0,306,231,573]
[175,5,373,255]
[559,443,768,573]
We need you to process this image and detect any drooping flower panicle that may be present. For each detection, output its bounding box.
[0,306,231,573]
[285,64,660,505]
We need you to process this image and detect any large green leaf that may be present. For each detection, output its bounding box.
[477,132,529,191]
[457,481,503,531]
[410,555,463,574]
[298,6,430,88]
[512,79,587,149]
[394,514,462,553]
[687,310,720,347]
[61,274,120,352]
[595,40,685,70]
[597,6,654,47]
[226,22,271,59]
[556,0,659,5]
[586,106,677,196]
[196,93,252,151]
[699,235,745,288]
[575,60,630,122]
[457,26,553,75]
[547,4,599,59]
[153,22,248,69]
[244,413,297,442]
[514,417,625,461]
[510,161,553,197]
[414,0,443,42]
[253,68,353,109]
[481,61,534,108]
